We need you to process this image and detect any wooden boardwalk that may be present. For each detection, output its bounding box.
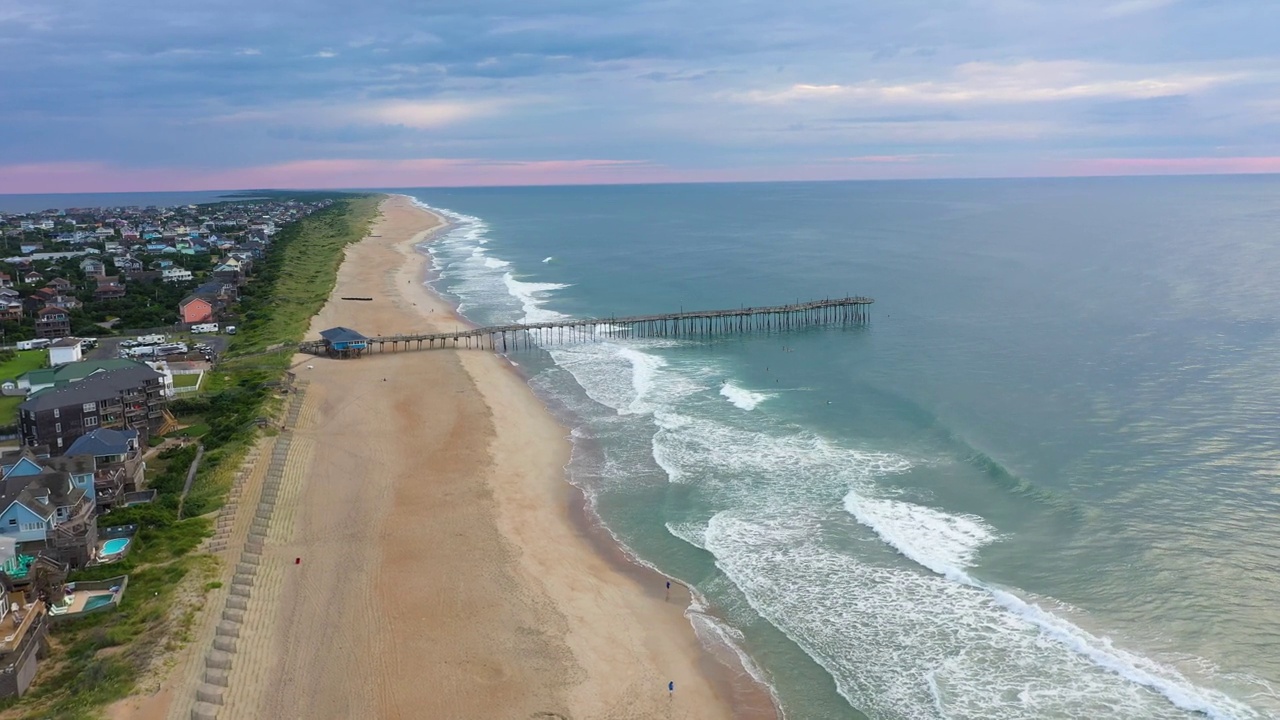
[298,295,873,355]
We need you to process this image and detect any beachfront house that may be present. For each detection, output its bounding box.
[318,327,369,358]
[64,429,144,511]
[0,448,98,568]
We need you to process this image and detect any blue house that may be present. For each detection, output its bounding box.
[64,429,144,510]
[318,327,369,358]
[0,448,97,568]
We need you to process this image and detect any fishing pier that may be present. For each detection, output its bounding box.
[300,296,873,357]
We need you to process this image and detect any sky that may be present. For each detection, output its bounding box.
[2,0,1280,192]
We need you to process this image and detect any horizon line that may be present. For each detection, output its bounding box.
[2,169,1279,200]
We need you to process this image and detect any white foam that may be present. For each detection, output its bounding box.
[543,256,554,263]
[405,192,1264,719]
[719,382,771,411]
[844,493,998,575]
[839,488,1256,719]
[411,197,572,327]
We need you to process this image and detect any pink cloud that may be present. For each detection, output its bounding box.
[2,154,1279,194]
[0,156,982,193]
[0,158,665,194]
[1057,156,1280,176]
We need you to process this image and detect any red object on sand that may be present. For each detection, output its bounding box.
[295,557,301,565]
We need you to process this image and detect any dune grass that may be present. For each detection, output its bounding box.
[0,193,382,719]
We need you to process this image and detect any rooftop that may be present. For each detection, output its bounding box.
[22,358,147,388]
[319,326,368,343]
[64,428,138,459]
[22,366,162,411]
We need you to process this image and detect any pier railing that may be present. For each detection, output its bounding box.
[297,296,872,355]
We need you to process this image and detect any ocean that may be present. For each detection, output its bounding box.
[0,190,252,213]
[403,177,1280,719]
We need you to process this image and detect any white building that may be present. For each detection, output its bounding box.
[48,337,83,367]
[161,267,193,283]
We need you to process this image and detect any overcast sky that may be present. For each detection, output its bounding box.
[3,0,1279,191]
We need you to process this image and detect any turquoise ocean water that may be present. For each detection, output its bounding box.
[404,178,1280,720]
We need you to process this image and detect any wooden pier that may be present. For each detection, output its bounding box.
[298,296,872,356]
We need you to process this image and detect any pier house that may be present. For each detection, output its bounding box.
[318,327,369,358]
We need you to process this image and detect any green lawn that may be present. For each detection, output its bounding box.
[172,373,201,389]
[0,349,48,383]
[0,350,47,425]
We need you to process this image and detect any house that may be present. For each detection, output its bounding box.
[21,272,41,285]
[0,544,59,698]
[0,448,97,568]
[0,300,22,323]
[318,327,369,358]
[161,267,192,283]
[28,290,79,313]
[45,279,72,293]
[33,308,70,340]
[64,429,144,510]
[114,256,143,273]
[19,365,170,452]
[178,295,216,324]
[0,274,12,288]
[93,278,126,301]
[211,258,245,286]
[78,258,105,276]
[18,358,143,395]
[178,282,236,324]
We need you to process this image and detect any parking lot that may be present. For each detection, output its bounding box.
[86,332,230,364]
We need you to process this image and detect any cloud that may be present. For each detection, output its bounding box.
[1101,0,1179,17]
[1060,155,1280,175]
[826,154,948,163]
[734,61,1238,106]
[0,158,657,194]
[357,99,511,129]
[2,0,1280,184]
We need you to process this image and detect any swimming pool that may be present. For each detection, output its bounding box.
[83,595,114,611]
[101,538,130,556]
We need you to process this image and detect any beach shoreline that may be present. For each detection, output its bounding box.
[405,196,781,718]
[128,193,771,719]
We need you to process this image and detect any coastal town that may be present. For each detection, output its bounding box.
[0,196,335,704]
[0,198,331,342]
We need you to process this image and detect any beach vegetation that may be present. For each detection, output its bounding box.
[0,192,375,719]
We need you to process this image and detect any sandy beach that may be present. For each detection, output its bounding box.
[136,194,762,719]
